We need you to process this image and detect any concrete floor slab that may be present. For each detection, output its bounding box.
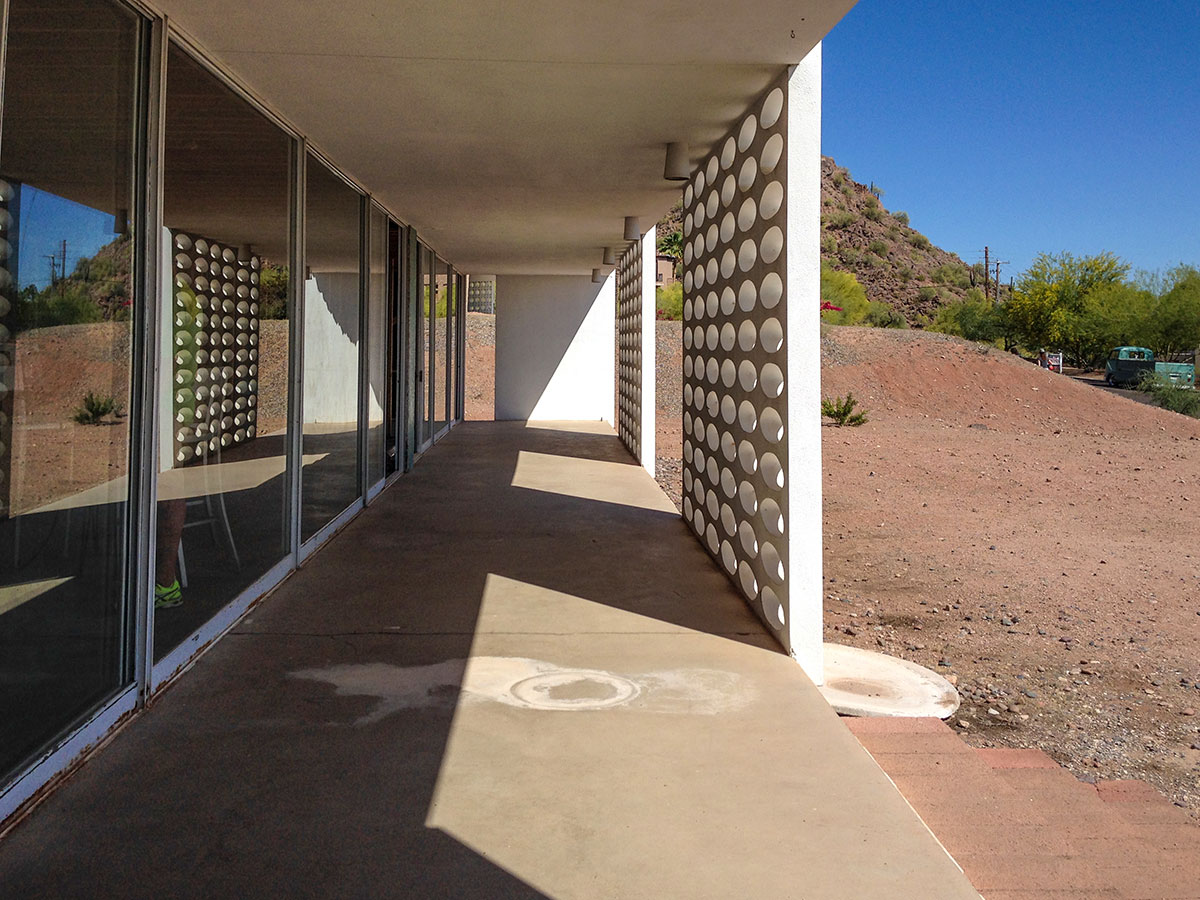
[0,421,979,899]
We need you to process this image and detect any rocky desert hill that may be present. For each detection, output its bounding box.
[819,157,1003,322]
[659,157,995,324]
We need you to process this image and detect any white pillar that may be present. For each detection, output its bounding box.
[784,44,824,681]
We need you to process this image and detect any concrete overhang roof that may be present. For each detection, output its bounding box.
[157,1,857,274]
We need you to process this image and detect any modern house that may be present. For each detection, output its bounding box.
[0,2,989,896]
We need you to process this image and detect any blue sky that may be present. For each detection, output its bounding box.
[822,0,1200,282]
[16,186,119,290]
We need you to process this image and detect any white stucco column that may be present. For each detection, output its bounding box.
[784,43,824,681]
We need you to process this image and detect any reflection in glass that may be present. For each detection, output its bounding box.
[434,260,448,435]
[0,0,140,777]
[301,157,362,542]
[419,245,432,448]
[155,43,293,661]
[367,207,387,487]
[446,266,457,426]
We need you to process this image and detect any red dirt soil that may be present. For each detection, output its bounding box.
[818,326,1200,817]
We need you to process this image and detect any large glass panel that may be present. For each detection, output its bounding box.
[0,0,141,776]
[155,44,293,661]
[366,206,386,487]
[301,156,361,542]
[419,244,432,448]
[386,222,402,474]
[434,260,448,436]
[446,267,457,425]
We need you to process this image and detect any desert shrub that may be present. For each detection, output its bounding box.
[863,198,883,222]
[869,182,885,200]
[865,301,908,329]
[899,268,913,283]
[929,296,1003,343]
[908,233,932,250]
[868,240,889,257]
[894,211,910,226]
[832,172,845,189]
[1137,372,1200,418]
[825,211,858,230]
[821,393,868,426]
[840,247,861,266]
[887,226,902,240]
[820,265,870,325]
[931,263,971,289]
[917,285,939,302]
[821,233,838,254]
[655,282,683,320]
[73,391,120,425]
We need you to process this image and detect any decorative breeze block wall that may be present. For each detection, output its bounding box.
[169,231,261,464]
[615,228,655,474]
[681,77,794,648]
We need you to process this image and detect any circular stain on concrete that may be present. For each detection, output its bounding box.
[510,670,640,710]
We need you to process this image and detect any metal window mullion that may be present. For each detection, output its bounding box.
[357,197,369,499]
[287,141,306,563]
[133,13,167,700]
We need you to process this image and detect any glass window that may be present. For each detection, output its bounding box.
[301,156,362,542]
[434,259,448,436]
[447,267,457,425]
[155,43,293,661]
[366,206,387,486]
[0,0,141,775]
[420,244,433,448]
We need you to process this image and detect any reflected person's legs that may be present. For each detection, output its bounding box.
[155,498,186,607]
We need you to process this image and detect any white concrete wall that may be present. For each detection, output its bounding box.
[494,274,615,422]
[303,272,361,426]
[784,46,824,681]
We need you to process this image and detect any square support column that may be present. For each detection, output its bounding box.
[679,44,824,682]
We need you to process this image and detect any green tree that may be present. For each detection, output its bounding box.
[1153,266,1200,358]
[657,229,683,278]
[1007,251,1129,359]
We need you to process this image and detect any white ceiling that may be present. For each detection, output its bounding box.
[156,0,857,274]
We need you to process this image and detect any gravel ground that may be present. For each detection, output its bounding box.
[656,321,1200,816]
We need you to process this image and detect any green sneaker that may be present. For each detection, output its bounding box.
[154,579,183,609]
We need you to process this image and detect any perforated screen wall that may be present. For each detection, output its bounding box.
[680,77,793,645]
[615,229,655,473]
[169,231,261,464]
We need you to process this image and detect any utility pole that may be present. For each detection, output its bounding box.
[983,246,990,301]
[994,260,1009,301]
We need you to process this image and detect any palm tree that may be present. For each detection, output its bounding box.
[658,230,683,277]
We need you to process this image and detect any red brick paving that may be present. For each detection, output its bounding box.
[845,717,1200,900]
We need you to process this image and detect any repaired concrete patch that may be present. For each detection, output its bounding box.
[291,656,752,723]
[819,644,960,719]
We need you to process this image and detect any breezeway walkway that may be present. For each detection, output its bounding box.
[0,421,979,899]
